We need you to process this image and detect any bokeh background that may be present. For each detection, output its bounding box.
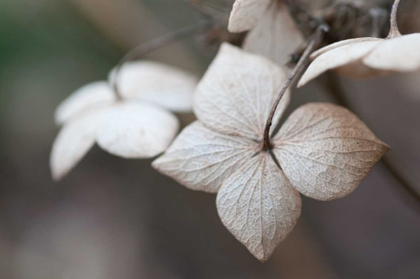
[0,0,420,278]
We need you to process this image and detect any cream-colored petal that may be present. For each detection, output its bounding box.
[298,41,382,87]
[55,81,114,126]
[110,61,198,113]
[50,110,104,181]
[216,153,301,262]
[194,43,289,141]
[363,34,420,72]
[244,1,304,67]
[152,121,258,193]
[273,103,389,201]
[228,0,271,32]
[96,101,179,158]
[310,37,382,59]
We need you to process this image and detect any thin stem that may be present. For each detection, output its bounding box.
[111,20,212,100]
[387,0,402,38]
[323,72,420,207]
[263,24,329,151]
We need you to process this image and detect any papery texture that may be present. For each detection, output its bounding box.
[273,103,389,201]
[217,153,301,262]
[153,122,258,193]
[194,43,289,140]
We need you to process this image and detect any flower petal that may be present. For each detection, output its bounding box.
[194,43,289,141]
[95,101,179,158]
[152,121,258,193]
[298,40,383,87]
[310,38,383,59]
[50,110,103,181]
[111,61,198,112]
[273,103,389,201]
[363,34,420,72]
[243,1,304,67]
[228,0,271,32]
[216,153,301,262]
[55,81,114,126]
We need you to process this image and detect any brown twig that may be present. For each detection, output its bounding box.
[263,24,329,151]
[387,0,402,38]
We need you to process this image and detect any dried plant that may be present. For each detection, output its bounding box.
[50,0,420,263]
[51,61,197,180]
[153,44,388,261]
[299,0,420,86]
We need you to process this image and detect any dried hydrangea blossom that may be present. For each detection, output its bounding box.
[50,61,198,180]
[153,43,389,262]
[298,0,420,87]
[228,0,304,67]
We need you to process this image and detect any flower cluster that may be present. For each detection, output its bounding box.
[50,0,419,262]
[51,62,197,180]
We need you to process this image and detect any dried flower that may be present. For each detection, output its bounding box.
[51,61,197,180]
[153,43,389,262]
[228,0,304,67]
[298,0,420,87]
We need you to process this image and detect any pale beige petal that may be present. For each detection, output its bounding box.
[244,1,304,67]
[228,0,271,32]
[273,103,389,201]
[216,153,301,262]
[111,61,198,112]
[50,110,104,181]
[194,43,289,141]
[96,101,179,158]
[55,81,114,126]
[152,121,258,193]
[310,38,382,59]
[363,34,420,72]
[298,41,382,87]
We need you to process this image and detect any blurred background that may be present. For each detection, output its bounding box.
[0,0,420,278]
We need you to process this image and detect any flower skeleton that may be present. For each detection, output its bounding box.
[153,43,389,262]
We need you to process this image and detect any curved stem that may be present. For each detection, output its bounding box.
[323,72,420,206]
[387,0,402,38]
[263,24,329,150]
[111,20,212,100]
